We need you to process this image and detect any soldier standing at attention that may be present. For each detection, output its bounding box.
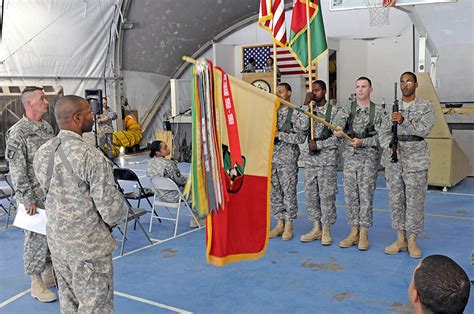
[297,80,347,246]
[269,82,306,241]
[33,95,125,313]
[336,77,384,251]
[380,72,434,259]
[5,86,57,303]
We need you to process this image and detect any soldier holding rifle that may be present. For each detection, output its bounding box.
[379,72,435,259]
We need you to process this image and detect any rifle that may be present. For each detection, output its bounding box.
[389,83,399,163]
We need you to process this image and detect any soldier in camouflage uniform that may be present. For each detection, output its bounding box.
[5,86,57,303]
[296,80,347,246]
[147,140,204,227]
[96,96,115,158]
[269,82,306,241]
[379,72,434,259]
[337,77,384,251]
[33,95,126,313]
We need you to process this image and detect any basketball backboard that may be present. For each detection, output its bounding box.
[329,0,458,11]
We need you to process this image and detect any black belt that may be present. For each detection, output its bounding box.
[398,135,424,142]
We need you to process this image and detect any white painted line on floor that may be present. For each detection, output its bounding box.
[330,183,474,197]
[114,291,192,313]
[113,227,204,260]
[0,289,30,309]
[437,191,474,197]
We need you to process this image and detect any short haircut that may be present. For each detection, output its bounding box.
[267,57,274,63]
[54,95,87,122]
[312,80,326,90]
[21,86,44,104]
[414,255,470,314]
[278,82,292,92]
[357,76,372,87]
[248,57,255,63]
[102,96,108,101]
[401,71,417,83]
[22,86,43,95]
[149,140,163,158]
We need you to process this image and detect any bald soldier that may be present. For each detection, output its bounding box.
[33,95,125,313]
[5,86,57,302]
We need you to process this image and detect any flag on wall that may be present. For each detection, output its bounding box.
[242,45,316,87]
[288,0,328,71]
[258,0,288,47]
[191,60,279,266]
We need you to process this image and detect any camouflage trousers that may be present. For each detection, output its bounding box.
[385,163,428,236]
[342,154,379,228]
[98,133,113,159]
[304,165,338,225]
[52,254,114,314]
[271,163,299,221]
[24,231,50,275]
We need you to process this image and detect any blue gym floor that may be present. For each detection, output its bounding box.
[0,152,472,313]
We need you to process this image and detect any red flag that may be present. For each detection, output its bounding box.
[258,0,288,47]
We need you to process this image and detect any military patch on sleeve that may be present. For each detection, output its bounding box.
[6,145,17,160]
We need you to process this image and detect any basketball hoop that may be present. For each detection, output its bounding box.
[367,0,396,27]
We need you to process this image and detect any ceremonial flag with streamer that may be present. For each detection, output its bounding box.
[258,0,287,47]
[288,0,328,71]
[191,60,279,266]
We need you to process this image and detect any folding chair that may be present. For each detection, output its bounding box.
[149,176,201,238]
[1,174,16,228]
[113,174,154,256]
[112,168,155,210]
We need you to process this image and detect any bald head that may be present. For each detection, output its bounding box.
[55,95,94,134]
[55,95,88,124]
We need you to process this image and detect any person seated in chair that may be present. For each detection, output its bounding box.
[146,140,204,227]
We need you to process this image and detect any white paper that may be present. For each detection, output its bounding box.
[13,204,47,235]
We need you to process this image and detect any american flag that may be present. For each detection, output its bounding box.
[242,45,317,88]
[258,0,287,47]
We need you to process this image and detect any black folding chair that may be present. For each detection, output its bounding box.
[112,170,154,256]
[1,174,16,228]
[112,168,155,208]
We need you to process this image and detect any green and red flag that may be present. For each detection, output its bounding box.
[288,0,328,72]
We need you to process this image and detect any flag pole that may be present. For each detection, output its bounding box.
[273,43,277,94]
[182,55,353,142]
[306,0,314,140]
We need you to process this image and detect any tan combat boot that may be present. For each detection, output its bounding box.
[358,227,369,251]
[321,224,332,246]
[282,220,293,241]
[269,219,285,238]
[384,230,408,254]
[300,220,322,242]
[31,274,57,303]
[339,226,359,248]
[407,234,422,259]
[42,263,56,288]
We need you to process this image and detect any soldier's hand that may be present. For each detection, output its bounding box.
[25,204,37,215]
[333,126,343,137]
[304,92,314,106]
[308,139,318,152]
[351,138,363,148]
[391,112,404,124]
